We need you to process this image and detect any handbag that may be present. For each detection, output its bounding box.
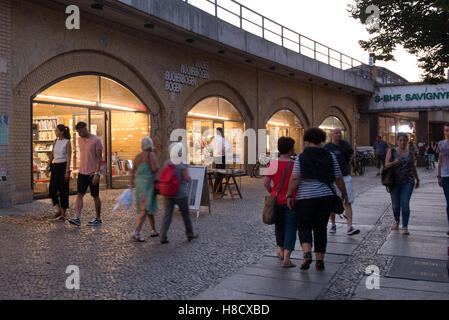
[324,181,345,215]
[263,160,293,225]
[381,148,396,193]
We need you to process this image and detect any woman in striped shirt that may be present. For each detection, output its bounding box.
[286,128,348,271]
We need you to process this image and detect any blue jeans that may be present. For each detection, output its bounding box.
[390,183,414,228]
[442,177,449,224]
[274,204,297,251]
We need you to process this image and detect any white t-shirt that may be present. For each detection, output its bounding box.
[210,135,231,157]
[53,139,69,163]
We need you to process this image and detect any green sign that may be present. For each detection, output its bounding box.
[375,91,449,103]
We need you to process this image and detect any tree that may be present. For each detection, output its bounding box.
[350,0,449,83]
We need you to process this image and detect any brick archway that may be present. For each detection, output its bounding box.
[12,50,165,201]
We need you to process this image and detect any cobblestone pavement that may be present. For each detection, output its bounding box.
[0,176,276,299]
[0,166,437,300]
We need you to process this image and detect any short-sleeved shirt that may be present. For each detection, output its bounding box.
[168,161,188,198]
[324,140,353,177]
[437,140,449,178]
[391,148,415,184]
[78,134,103,175]
[265,159,294,204]
[292,152,342,200]
[373,140,388,156]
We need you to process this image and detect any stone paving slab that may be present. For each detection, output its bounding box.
[353,284,449,300]
[356,276,449,294]
[378,236,449,261]
[197,273,326,300]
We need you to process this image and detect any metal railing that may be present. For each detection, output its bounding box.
[182,0,373,80]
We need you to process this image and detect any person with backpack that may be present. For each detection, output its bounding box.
[129,137,160,242]
[385,133,420,235]
[286,128,348,271]
[159,142,198,244]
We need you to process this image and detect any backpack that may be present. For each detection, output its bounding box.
[158,163,180,196]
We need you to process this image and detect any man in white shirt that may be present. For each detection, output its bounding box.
[210,127,231,193]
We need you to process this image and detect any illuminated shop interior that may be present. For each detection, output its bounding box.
[266,110,304,154]
[378,115,416,146]
[32,75,150,197]
[319,116,347,143]
[186,97,244,168]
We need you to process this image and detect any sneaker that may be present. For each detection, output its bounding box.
[133,232,145,242]
[68,217,81,226]
[87,218,102,226]
[160,239,169,244]
[329,225,337,234]
[187,234,198,242]
[347,226,360,235]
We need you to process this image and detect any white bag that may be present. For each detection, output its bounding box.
[113,188,134,211]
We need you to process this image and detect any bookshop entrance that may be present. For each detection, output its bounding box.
[32,74,151,198]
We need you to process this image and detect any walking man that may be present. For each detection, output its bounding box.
[325,128,360,235]
[69,122,104,227]
[437,123,449,236]
[373,135,389,176]
[210,127,230,193]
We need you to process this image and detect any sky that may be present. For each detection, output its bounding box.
[212,0,423,82]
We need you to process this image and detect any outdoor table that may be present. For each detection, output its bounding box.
[207,168,246,200]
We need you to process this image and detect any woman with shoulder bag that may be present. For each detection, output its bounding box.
[47,125,72,221]
[129,137,160,242]
[286,128,348,271]
[264,137,297,268]
[385,133,420,235]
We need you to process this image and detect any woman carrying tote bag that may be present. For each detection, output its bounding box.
[264,137,297,268]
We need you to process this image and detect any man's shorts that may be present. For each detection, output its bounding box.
[376,154,386,169]
[77,173,100,197]
[336,175,355,204]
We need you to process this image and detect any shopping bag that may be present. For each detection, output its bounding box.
[113,188,134,211]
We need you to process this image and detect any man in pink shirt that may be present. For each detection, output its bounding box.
[69,122,104,227]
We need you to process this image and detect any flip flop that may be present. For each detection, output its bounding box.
[150,232,160,238]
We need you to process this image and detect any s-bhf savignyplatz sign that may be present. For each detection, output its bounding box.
[369,83,449,112]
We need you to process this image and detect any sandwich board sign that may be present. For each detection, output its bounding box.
[186,166,211,218]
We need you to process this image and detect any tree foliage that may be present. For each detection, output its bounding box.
[349,0,449,83]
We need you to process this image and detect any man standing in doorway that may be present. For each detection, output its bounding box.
[69,122,104,227]
[325,128,360,235]
[437,123,449,236]
[373,135,389,176]
[210,127,230,193]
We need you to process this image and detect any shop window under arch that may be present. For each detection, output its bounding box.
[266,109,304,154]
[319,116,347,143]
[32,75,151,197]
[186,97,245,168]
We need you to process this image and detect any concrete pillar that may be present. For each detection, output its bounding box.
[0,0,12,208]
[416,111,429,146]
[369,113,379,146]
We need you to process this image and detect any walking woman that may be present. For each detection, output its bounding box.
[264,137,297,268]
[385,133,420,235]
[129,137,160,242]
[286,128,348,271]
[47,124,72,221]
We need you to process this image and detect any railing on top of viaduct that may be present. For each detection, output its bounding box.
[182,0,373,80]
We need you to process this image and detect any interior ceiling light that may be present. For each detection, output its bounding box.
[188,112,229,120]
[268,121,290,127]
[35,94,136,111]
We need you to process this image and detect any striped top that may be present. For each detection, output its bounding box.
[292,152,342,200]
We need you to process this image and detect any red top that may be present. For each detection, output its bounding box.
[265,159,294,205]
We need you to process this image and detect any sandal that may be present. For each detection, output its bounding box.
[282,261,296,268]
[300,259,312,270]
[402,229,410,235]
[316,260,325,271]
[391,221,399,230]
[277,251,284,260]
[150,231,160,237]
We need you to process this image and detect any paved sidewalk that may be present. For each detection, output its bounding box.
[195,167,449,300]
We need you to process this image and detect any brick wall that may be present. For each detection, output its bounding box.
[0,0,13,207]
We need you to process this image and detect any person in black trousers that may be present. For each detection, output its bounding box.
[47,124,72,221]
